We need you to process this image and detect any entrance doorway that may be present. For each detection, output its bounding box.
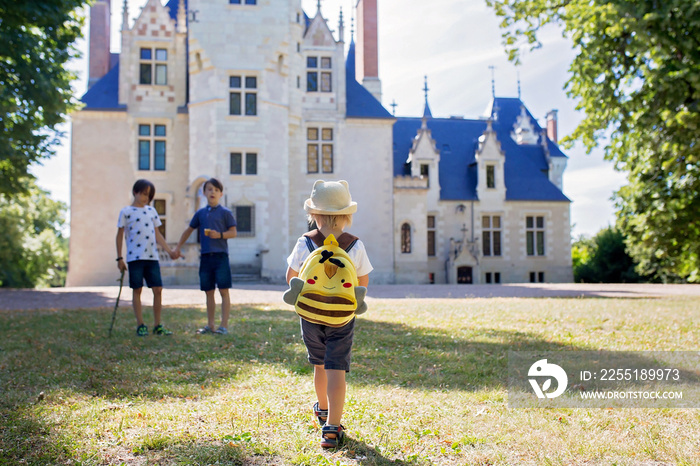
[457,266,473,284]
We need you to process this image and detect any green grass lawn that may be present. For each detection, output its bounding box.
[1,296,699,465]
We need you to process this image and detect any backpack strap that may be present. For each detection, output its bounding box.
[303,229,359,252]
[338,233,358,253]
[303,229,325,252]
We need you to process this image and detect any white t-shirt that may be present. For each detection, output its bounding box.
[117,205,162,262]
[286,235,373,277]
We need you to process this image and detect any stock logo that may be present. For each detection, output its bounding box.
[528,359,568,399]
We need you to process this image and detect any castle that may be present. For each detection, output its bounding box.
[67,0,573,286]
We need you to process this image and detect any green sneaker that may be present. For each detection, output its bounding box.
[136,324,148,337]
[153,324,173,336]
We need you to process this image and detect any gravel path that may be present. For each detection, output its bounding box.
[1,283,699,311]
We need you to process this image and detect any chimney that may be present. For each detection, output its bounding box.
[88,0,112,89]
[356,0,382,102]
[546,109,558,144]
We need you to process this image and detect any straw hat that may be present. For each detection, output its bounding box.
[304,180,357,215]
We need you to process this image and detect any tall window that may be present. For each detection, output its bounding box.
[153,199,166,238]
[230,76,257,116]
[401,223,411,253]
[230,152,257,175]
[427,215,436,257]
[526,215,546,256]
[139,48,167,85]
[307,56,332,92]
[530,271,545,283]
[482,215,502,256]
[307,127,333,173]
[138,124,166,171]
[234,205,255,237]
[486,165,495,188]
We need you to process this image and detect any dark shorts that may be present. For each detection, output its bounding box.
[300,317,355,372]
[199,253,232,291]
[127,260,163,289]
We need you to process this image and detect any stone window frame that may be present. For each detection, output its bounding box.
[306,126,334,174]
[137,123,167,171]
[486,164,496,188]
[400,222,412,254]
[229,75,258,116]
[233,204,255,237]
[306,55,332,93]
[427,215,437,257]
[526,215,546,256]
[139,47,168,86]
[230,151,258,176]
[482,214,502,257]
[153,199,167,239]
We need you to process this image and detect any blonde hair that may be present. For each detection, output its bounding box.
[308,213,353,230]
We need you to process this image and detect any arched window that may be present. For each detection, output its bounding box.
[401,223,411,253]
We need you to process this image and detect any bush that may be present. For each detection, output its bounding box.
[0,180,68,288]
[572,228,643,283]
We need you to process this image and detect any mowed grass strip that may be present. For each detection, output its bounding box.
[0,297,699,465]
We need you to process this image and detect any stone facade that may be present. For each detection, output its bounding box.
[68,0,573,286]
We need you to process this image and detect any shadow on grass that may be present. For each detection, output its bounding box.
[343,436,411,465]
[0,403,79,465]
[2,305,697,399]
[1,304,697,464]
[0,305,579,402]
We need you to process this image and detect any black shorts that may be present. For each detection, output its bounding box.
[199,253,232,291]
[300,317,355,372]
[127,260,163,289]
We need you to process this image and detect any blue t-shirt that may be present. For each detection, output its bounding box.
[189,204,237,254]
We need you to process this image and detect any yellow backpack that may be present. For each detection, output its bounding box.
[283,233,367,327]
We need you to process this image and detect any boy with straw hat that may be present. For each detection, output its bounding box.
[285,180,373,448]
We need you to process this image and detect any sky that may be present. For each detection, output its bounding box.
[32,0,626,238]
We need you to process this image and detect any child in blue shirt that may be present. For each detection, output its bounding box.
[174,178,237,334]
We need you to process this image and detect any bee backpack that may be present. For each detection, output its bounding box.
[283,230,367,327]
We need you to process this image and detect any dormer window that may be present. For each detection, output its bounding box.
[139,48,167,85]
[307,56,332,92]
[486,165,495,188]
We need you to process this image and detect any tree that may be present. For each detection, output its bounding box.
[486,0,700,282]
[573,228,643,283]
[0,0,86,196]
[0,179,68,288]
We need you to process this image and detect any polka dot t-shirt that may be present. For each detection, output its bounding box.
[117,205,162,262]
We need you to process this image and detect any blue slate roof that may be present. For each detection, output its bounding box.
[80,63,125,111]
[166,0,184,20]
[393,97,570,202]
[345,41,393,119]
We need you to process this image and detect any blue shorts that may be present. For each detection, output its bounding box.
[300,317,355,372]
[127,260,163,289]
[199,253,232,291]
